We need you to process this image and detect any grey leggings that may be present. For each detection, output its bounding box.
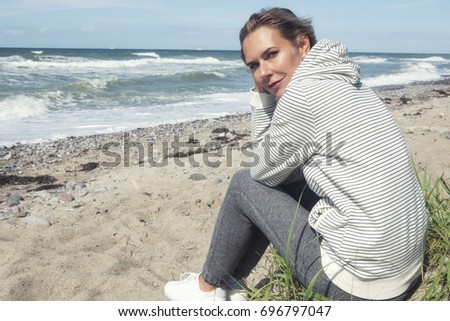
[201,169,411,300]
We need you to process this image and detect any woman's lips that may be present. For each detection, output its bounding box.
[268,79,282,92]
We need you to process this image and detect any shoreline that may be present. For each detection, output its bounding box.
[1,79,450,175]
[0,80,449,300]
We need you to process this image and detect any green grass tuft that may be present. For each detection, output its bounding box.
[413,166,449,301]
[249,165,449,301]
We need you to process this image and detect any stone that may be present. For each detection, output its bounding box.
[6,194,24,207]
[66,181,87,191]
[16,184,31,190]
[58,193,75,202]
[76,162,99,172]
[5,206,28,218]
[0,191,10,203]
[24,215,51,227]
[211,127,229,134]
[189,173,207,181]
[441,131,450,140]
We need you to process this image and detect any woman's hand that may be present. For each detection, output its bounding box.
[252,84,272,95]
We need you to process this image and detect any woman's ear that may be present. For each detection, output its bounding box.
[297,36,310,60]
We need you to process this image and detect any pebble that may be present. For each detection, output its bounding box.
[189,173,207,181]
[23,215,52,227]
[0,113,252,174]
[4,206,28,218]
[0,191,10,203]
[6,194,24,207]
[211,127,229,134]
[74,189,89,197]
[66,181,87,191]
[441,131,450,139]
[16,184,31,190]
[213,178,223,185]
[32,190,52,201]
[58,193,75,202]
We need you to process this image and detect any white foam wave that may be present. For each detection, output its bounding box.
[1,55,238,72]
[159,57,223,64]
[5,56,148,70]
[0,91,250,145]
[31,50,43,55]
[364,62,442,87]
[41,90,76,107]
[403,56,449,63]
[0,55,26,63]
[0,95,48,120]
[79,77,118,89]
[353,56,388,64]
[208,71,227,78]
[131,52,160,58]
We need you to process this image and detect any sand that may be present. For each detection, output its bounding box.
[0,81,449,300]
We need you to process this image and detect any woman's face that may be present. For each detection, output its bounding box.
[242,26,310,100]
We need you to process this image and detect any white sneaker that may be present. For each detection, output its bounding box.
[228,289,248,301]
[164,273,227,301]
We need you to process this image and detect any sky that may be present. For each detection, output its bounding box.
[0,0,449,53]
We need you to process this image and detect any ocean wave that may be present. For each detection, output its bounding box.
[180,71,227,81]
[70,77,119,89]
[157,57,223,64]
[40,90,106,111]
[353,56,389,64]
[208,71,227,78]
[85,78,114,89]
[0,90,250,144]
[402,56,450,63]
[0,95,48,120]
[363,62,442,87]
[5,56,149,70]
[0,55,26,63]
[131,52,160,58]
[31,50,43,55]
[0,55,238,72]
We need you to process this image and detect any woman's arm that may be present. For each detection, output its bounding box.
[250,89,276,144]
[250,84,316,186]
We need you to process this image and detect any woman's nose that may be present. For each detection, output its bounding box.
[259,61,270,79]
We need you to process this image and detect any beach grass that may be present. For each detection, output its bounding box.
[413,167,449,301]
[248,166,449,301]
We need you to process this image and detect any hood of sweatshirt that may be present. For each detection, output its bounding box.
[291,39,361,86]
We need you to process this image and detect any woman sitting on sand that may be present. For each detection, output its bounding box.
[164,7,428,301]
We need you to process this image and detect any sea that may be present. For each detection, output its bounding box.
[1,48,449,145]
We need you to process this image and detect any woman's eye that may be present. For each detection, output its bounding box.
[248,62,259,70]
[267,51,278,59]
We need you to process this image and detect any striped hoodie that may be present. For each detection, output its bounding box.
[250,39,428,299]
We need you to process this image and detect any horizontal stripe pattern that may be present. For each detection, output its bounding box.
[250,40,428,286]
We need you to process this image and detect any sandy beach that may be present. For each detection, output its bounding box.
[1,81,449,301]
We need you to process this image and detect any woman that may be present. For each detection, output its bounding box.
[164,7,428,301]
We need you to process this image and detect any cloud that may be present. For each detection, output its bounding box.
[37,26,105,34]
[80,27,96,33]
[0,28,24,35]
